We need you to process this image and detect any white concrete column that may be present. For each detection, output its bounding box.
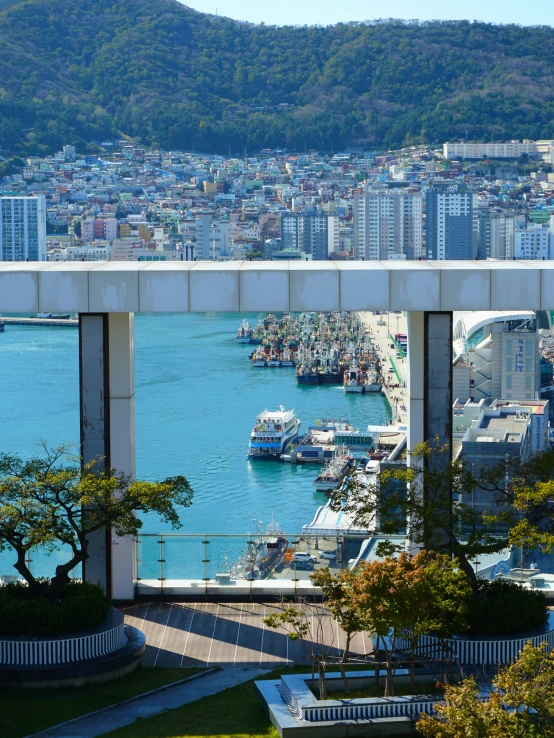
[108,312,136,601]
[407,311,425,465]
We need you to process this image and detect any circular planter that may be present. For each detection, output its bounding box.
[396,611,554,666]
[0,607,126,666]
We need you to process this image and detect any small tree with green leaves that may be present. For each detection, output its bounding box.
[329,442,554,595]
[263,601,334,699]
[0,446,193,599]
[418,642,554,738]
[310,567,369,695]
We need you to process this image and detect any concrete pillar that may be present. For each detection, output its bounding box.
[79,313,135,601]
[407,311,453,461]
[108,313,136,601]
[407,311,453,550]
[424,312,453,467]
[79,314,110,592]
[407,311,425,463]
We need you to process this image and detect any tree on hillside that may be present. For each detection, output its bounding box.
[417,643,554,738]
[329,441,554,594]
[0,446,193,598]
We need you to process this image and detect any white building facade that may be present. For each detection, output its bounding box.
[0,196,46,261]
[514,224,550,260]
[195,216,231,260]
[443,141,541,159]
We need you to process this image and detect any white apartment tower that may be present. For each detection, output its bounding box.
[477,211,515,260]
[0,196,47,261]
[353,191,423,260]
[195,215,231,260]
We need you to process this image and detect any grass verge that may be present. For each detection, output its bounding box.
[0,665,207,738]
[101,665,422,738]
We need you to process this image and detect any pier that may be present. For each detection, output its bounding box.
[0,316,78,327]
[362,311,408,425]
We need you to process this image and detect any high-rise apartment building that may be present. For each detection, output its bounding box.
[477,211,515,260]
[514,224,550,260]
[195,215,231,260]
[353,191,423,260]
[426,186,478,260]
[0,196,46,261]
[280,212,329,260]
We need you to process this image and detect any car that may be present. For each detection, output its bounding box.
[292,560,315,571]
[396,352,402,358]
[377,320,386,326]
[292,552,318,563]
[319,550,337,560]
[388,368,395,373]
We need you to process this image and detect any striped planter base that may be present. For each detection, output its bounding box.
[396,612,554,666]
[0,609,127,667]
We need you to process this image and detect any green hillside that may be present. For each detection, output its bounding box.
[1,0,553,154]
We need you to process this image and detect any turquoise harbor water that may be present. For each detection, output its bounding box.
[0,313,390,579]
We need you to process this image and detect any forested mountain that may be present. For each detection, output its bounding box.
[1,0,554,154]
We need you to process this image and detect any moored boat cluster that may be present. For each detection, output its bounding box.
[236,311,383,392]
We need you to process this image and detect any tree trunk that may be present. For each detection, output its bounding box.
[317,660,327,700]
[47,546,86,599]
[384,633,396,697]
[384,649,394,697]
[409,638,416,693]
[340,633,352,696]
[13,548,43,595]
[374,636,381,695]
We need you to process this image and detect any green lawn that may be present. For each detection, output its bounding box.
[0,666,207,738]
[102,671,278,738]
[102,665,421,738]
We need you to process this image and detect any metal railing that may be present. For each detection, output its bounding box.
[135,531,369,596]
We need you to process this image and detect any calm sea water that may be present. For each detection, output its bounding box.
[0,314,390,578]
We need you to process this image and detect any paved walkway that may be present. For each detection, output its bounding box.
[30,667,265,738]
[121,601,373,668]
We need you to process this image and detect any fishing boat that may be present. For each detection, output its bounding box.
[235,320,253,343]
[364,368,382,393]
[281,347,296,367]
[296,363,319,385]
[344,364,364,392]
[248,406,301,459]
[313,449,354,491]
[266,352,281,367]
[251,347,267,367]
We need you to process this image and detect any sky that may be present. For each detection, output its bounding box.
[179,0,554,27]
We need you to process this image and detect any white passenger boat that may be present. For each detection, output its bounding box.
[248,406,301,459]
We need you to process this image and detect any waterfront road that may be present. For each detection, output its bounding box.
[362,311,408,426]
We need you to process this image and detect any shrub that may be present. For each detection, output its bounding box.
[0,582,111,636]
[466,579,548,636]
